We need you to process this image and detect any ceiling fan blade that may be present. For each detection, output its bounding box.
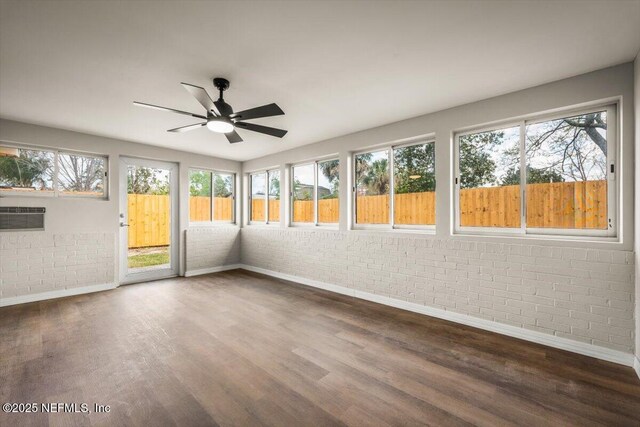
[230,103,284,121]
[181,82,219,115]
[225,130,243,144]
[133,101,207,119]
[235,122,287,138]
[167,122,206,133]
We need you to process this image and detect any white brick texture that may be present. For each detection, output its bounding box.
[241,228,635,354]
[0,232,115,300]
[186,227,240,271]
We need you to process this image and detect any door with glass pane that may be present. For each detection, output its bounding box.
[119,157,178,284]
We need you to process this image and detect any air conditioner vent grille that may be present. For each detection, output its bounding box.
[0,207,46,231]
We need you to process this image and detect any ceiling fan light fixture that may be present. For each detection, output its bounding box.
[206,117,234,133]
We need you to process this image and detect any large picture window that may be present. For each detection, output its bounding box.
[0,144,107,198]
[249,169,280,224]
[189,169,235,223]
[354,140,435,228]
[291,159,339,225]
[455,105,616,237]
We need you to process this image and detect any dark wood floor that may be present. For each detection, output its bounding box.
[1,269,639,426]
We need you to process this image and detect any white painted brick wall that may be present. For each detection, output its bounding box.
[186,227,240,271]
[240,228,635,354]
[0,232,115,300]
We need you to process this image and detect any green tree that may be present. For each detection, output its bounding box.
[268,174,280,200]
[393,144,435,194]
[361,158,389,195]
[189,170,211,196]
[0,150,52,189]
[459,131,502,189]
[128,167,169,195]
[319,159,339,199]
[213,174,232,197]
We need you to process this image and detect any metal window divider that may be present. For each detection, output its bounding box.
[519,120,526,235]
[389,148,395,229]
[313,162,319,226]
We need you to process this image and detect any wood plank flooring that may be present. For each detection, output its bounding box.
[1,269,639,426]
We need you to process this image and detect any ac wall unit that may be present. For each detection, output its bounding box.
[0,207,46,231]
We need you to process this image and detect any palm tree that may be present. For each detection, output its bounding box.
[360,158,389,195]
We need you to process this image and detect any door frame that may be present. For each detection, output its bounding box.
[119,156,179,285]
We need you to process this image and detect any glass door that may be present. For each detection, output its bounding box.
[119,157,178,284]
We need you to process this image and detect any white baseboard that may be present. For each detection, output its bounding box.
[0,283,117,307]
[184,264,242,277]
[634,356,640,380]
[238,264,635,368]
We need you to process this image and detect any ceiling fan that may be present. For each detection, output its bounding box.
[133,78,287,143]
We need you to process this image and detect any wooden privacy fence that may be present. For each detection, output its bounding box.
[189,196,234,222]
[129,180,607,248]
[127,195,233,248]
[128,194,170,249]
[251,199,281,222]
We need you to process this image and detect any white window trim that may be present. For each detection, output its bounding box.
[188,168,236,226]
[352,139,436,231]
[290,159,340,227]
[248,169,281,225]
[0,142,108,199]
[453,103,617,239]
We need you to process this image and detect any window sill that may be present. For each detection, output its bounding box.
[0,192,108,200]
[351,226,436,236]
[289,223,340,230]
[451,231,625,250]
[189,222,238,228]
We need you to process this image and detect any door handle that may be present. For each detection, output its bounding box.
[120,222,129,227]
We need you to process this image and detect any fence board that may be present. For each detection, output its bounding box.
[318,199,339,223]
[268,199,280,222]
[251,199,265,221]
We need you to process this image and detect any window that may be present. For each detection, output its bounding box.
[458,126,521,228]
[354,141,435,228]
[213,172,234,221]
[393,143,435,226]
[189,169,235,223]
[355,150,389,224]
[189,170,212,222]
[318,159,339,224]
[0,144,107,198]
[268,170,280,223]
[455,105,616,237]
[291,159,339,225]
[249,169,279,224]
[292,164,314,223]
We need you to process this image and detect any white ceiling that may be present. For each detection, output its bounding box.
[1,1,639,161]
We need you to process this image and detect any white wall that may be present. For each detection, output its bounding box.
[634,53,640,366]
[241,63,636,358]
[0,120,242,302]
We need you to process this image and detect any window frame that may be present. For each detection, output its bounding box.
[352,139,436,231]
[453,103,617,238]
[0,142,108,199]
[248,169,280,225]
[290,158,339,227]
[188,168,236,225]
